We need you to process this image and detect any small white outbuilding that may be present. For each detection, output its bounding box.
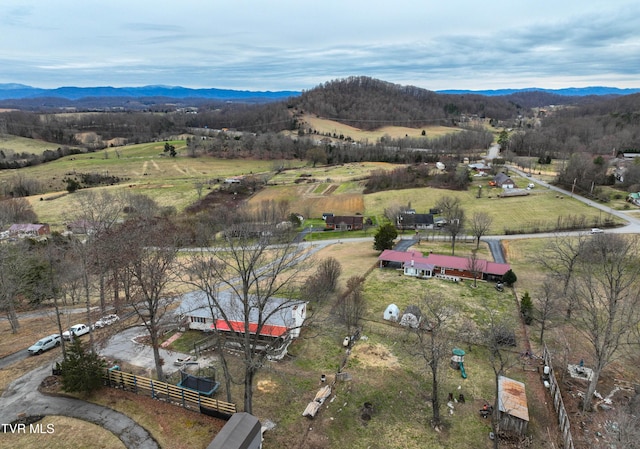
[383,304,400,322]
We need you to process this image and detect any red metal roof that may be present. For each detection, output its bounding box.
[212,319,288,338]
[378,250,510,276]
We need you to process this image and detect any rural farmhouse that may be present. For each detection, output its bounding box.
[177,290,307,359]
[378,250,510,282]
[325,215,364,231]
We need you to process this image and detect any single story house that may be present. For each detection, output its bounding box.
[177,290,307,359]
[498,376,529,436]
[325,215,364,231]
[8,223,50,237]
[490,172,516,189]
[65,219,104,235]
[468,162,491,175]
[396,213,434,230]
[377,250,510,282]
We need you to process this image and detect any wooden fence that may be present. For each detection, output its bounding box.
[542,344,574,449]
[104,368,237,418]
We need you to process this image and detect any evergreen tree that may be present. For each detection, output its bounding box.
[502,269,517,286]
[520,291,533,325]
[60,339,106,395]
[373,223,398,251]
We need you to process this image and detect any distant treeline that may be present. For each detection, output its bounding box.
[0,146,86,169]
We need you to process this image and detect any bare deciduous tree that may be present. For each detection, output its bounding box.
[0,245,25,333]
[469,212,493,249]
[466,250,482,288]
[534,276,563,343]
[335,276,366,333]
[436,196,465,255]
[0,197,37,229]
[571,234,640,411]
[183,222,310,413]
[483,308,518,449]
[411,295,455,430]
[118,218,180,381]
[538,233,588,319]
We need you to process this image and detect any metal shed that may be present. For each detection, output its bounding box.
[498,376,529,436]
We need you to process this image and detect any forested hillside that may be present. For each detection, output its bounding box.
[293,76,521,129]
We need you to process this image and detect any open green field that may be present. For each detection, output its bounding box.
[0,134,68,155]
[365,175,624,233]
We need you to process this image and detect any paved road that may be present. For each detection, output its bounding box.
[0,364,160,449]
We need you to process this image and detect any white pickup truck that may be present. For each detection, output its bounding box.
[62,323,90,340]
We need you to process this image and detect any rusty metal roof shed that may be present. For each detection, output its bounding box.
[498,376,529,422]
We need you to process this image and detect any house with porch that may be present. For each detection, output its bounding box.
[325,215,364,231]
[396,213,434,230]
[177,290,307,360]
[378,249,510,282]
[491,172,516,189]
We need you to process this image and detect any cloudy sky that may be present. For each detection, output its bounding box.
[1,0,639,91]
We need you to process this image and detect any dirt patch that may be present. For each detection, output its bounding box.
[351,342,399,368]
[184,185,253,214]
[324,184,339,195]
[257,379,277,393]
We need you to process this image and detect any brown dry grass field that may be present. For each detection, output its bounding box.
[1,415,126,449]
[300,114,463,141]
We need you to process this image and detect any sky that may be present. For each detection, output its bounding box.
[1,0,639,92]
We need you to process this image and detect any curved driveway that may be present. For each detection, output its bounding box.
[0,364,159,449]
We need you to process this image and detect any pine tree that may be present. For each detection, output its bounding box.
[374,223,398,251]
[60,339,106,395]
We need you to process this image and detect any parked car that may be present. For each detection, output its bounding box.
[62,323,90,340]
[28,334,61,355]
[590,228,604,234]
[94,314,119,329]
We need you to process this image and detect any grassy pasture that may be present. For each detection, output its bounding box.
[365,176,622,234]
[0,134,66,155]
[254,240,536,449]
[270,161,396,184]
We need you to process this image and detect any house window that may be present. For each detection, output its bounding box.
[440,267,446,275]
[190,316,206,324]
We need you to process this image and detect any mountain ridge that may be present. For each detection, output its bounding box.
[0,83,638,101]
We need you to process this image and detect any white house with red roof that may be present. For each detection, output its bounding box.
[378,249,510,282]
[177,290,307,359]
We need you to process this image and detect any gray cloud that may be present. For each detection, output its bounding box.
[1,0,639,90]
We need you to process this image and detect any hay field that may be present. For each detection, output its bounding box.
[247,184,365,218]
[270,161,396,184]
[301,114,462,141]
